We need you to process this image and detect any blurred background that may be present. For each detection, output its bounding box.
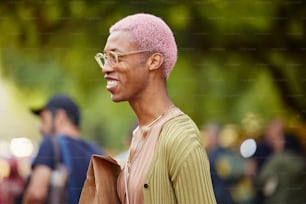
[0,0,306,203]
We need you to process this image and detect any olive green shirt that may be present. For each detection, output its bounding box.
[143,114,216,204]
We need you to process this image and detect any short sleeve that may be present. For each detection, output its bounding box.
[32,136,55,169]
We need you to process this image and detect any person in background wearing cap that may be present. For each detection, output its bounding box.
[22,94,104,204]
[95,13,216,204]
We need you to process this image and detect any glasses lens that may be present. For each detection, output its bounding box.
[95,53,105,68]
[107,52,118,67]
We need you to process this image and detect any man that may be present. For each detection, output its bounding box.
[202,123,236,204]
[95,13,216,204]
[258,133,306,204]
[23,94,103,204]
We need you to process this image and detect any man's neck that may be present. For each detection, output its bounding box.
[55,125,80,138]
[130,96,173,127]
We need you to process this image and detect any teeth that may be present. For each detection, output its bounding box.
[107,80,118,88]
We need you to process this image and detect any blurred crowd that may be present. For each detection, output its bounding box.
[201,118,306,204]
[0,157,28,204]
[1,117,306,204]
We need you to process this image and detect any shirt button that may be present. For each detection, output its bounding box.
[144,183,149,189]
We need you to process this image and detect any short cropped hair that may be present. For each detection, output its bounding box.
[109,13,177,79]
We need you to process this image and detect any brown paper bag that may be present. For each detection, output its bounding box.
[79,155,121,204]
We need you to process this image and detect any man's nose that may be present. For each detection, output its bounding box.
[101,63,114,73]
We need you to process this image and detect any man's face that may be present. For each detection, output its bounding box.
[39,109,55,135]
[102,31,149,102]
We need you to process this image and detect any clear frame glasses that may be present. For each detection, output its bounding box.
[95,50,149,69]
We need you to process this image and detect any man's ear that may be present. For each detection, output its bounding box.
[146,53,164,71]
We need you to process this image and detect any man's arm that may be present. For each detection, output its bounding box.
[173,147,217,204]
[23,165,51,204]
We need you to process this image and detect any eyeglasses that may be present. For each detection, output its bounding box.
[95,50,149,69]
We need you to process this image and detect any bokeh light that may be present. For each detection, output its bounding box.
[219,125,239,149]
[9,137,34,158]
[0,158,10,179]
[240,139,257,158]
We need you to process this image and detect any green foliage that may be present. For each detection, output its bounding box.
[0,0,305,151]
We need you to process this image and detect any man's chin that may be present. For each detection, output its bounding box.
[110,94,123,103]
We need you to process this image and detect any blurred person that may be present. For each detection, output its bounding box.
[257,133,306,204]
[250,137,273,176]
[0,158,25,204]
[263,119,285,153]
[250,119,280,203]
[95,13,216,203]
[202,123,236,204]
[205,124,258,204]
[22,94,103,204]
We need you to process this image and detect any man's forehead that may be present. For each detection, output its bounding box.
[104,31,137,51]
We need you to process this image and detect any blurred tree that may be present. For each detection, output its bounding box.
[0,0,305,150]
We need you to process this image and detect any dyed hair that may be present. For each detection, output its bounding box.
[109,13,177,79]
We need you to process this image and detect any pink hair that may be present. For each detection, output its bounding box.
[109,13,177,79]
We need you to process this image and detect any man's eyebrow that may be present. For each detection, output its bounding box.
[103,48,122,53]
